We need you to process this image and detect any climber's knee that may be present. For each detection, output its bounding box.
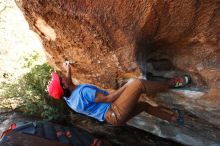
[128,79,145,91]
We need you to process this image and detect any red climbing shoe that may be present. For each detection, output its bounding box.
[169,75,191,88]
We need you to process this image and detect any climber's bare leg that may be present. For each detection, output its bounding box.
[106,79,170,125]
[125,102,177,122]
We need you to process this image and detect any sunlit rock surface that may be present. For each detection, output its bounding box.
[17,0,220,145]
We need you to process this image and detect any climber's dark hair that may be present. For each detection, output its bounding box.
[63,89,71,97]
[59,77,71,98]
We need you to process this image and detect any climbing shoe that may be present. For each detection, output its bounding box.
[169,75,191,88]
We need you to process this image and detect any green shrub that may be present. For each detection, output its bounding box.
[0,54,67,121]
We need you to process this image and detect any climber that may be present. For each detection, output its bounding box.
[47,61,191,126]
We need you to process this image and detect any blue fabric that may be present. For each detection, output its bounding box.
[64,84,110,122]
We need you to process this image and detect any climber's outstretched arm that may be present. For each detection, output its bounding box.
[65,62,71,81]
[63,61,74,87]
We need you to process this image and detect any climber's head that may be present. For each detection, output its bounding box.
[47,72,64,99]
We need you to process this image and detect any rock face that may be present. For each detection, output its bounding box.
[17,0,220,145]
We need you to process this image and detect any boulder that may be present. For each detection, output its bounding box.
[16,0,220,145]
